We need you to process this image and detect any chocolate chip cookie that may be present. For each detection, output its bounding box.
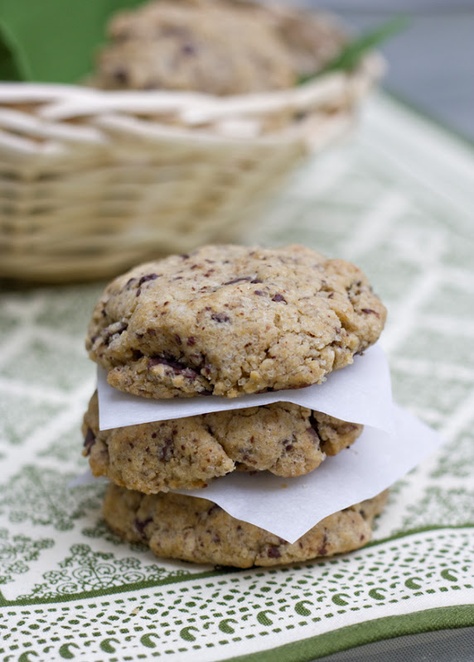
[83,391,362,492]
[86,244,386,399]
[94,0,348,96]
[94,0,295,94]
[103,483,388,567]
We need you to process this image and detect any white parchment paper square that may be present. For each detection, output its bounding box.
[97,344,394,433]
[177,404,444,542]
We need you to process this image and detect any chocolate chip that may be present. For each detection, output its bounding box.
[348,280,364,299]
[103,321,128,346]
[148,356,182,369]
[309,414,321,440]
[158,437,174,462]
[361,308,380,317]
[211,312,230,323]
[134,516,153,538]
[317,533,329,556]
[147,355,200,381]
[267,545,281,559]
[138,273,159,286]
[271,293,287,303]
[113,68,129,85]
[83,428,96,456]
[207,504,221,516]
[181,43,196,55]
[223,276,253,285]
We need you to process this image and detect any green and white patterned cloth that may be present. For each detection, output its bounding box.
[1,94,473,660]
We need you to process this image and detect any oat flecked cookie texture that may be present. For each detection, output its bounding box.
[86,244,387,399]
[103,483,388,568]
[94,0,295,94]
[83,391,363,492]
[93,0,345,95]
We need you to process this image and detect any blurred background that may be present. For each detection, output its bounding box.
[286,0,474,142]
[1,0,472,284]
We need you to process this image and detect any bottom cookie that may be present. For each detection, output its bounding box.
[103,483,388,568]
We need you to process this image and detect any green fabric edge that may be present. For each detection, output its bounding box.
[0,566,230,607]
[226,605,474,662]
[0,526,472,607]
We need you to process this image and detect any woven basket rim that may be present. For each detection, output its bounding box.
[0,50,383,282]
[0,53,384,127]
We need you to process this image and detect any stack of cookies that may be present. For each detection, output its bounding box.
[82,244,388,568]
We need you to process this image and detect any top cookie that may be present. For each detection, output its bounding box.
[86,244,386,398]
[94,0,295,95]
[93,0,346,96]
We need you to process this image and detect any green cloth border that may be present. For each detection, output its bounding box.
[227,605,474,662]
[1,526,472,607]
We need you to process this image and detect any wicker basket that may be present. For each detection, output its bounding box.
[0,54,383,283]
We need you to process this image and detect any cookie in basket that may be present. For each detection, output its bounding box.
[93,0,296,94]
[86,244,387,399]
[92,0,348,95]
[83,391,363,492]
[103,483,388,568]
